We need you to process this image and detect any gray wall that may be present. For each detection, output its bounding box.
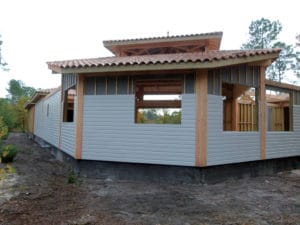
[82,94,195,166]
[207,94,260,166]
[61,122,76,156]
[60,98,77,156]
[33,91,61,147]
[62,73,77,91]
[266,105,300,158]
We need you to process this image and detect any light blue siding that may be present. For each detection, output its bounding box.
[266,105,300,158]
[82,94,195,166]
[62,73,77,91]
[33,91,60,147]
[61,123,76,156]
[207,95,260,166]
[60,97,76,156]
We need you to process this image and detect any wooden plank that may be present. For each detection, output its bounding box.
[75,75,84,159]
[259,67,266,160]
[136,100,181,108]
[195,70,207,167]
[266,79,300,91]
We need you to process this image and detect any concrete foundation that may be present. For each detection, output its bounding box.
[31,134,300,184]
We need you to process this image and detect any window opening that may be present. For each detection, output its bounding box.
[63,86,76,122]
[266,89,292,131]
[135,80,182,124]
[222,83,258,131]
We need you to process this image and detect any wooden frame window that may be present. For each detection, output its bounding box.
[222,83,258,131]
[266,89,292,131]
[63,86,76,122]
[135,79,182,124]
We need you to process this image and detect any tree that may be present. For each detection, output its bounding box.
[242,18,300,82]
[296,34,300,47]
[0,98,14,129]
[242,18,282,49]
[267,42,299,82]
[0,34,8,71]
[6,79,35,104]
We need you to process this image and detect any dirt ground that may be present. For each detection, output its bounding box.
[0,133,299,225]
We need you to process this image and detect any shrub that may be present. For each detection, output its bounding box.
[0,145,18,163]
[0,117,8,140]
[67,171,81,185]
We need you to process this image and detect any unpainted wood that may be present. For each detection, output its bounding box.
[75,76,84,159]
[195,70,208,167]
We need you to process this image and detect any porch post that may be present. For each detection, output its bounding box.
[259,67,266,160]
[75,75,84,159]
[195,70,208,167]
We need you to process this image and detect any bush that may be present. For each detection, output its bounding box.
[0,116,8,140]
[0,145,18,163]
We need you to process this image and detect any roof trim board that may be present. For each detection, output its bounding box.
[48,52,280,74]
[103,32,223,47]
[266,79,300,91]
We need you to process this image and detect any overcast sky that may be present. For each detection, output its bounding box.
[0,0,299,97]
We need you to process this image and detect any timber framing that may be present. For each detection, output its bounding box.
[259,67,266,160]
[75,75,84,159]
[195,70,208,167]
[266,79,300,91]
[25,31,300,172]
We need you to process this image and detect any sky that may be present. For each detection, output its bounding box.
[0,0,299,97]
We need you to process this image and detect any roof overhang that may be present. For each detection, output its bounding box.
[24,91,49,109]
[266,79,300,91]
[103,32,223,55]
[24,87,60,109]
[48,52,279,74]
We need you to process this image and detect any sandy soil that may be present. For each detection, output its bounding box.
[0,133,299,225]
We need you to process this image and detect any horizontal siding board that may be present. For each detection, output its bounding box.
[61,123,76,156]
[82,94,195,166]
[33,91,60,147]
[207,94,260,166]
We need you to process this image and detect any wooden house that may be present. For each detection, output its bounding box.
[25,32,300,169]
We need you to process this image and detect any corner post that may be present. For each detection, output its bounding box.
[75,75,84,159]
[195,70,208,167]
[259,67,266,160]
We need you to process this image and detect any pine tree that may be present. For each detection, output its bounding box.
[242,18,300,82]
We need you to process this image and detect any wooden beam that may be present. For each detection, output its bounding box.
[266,79,300,91]
[195,70,208,167]
[232,85,251,131]
[75,75,84,159]
[259,67,266,160]
[136,100,181,108]
[247,59,272,67]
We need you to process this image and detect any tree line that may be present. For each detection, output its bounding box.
[0,80,35,135]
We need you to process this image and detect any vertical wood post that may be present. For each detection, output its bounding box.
[195,70,208,167]
[75,75,84,159]
[32,107,35,134]
[232,86,240,131]
[259,67,266,160]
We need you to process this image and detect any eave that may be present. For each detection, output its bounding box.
[50,53,279,74]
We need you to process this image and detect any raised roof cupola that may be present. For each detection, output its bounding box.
[103,32,223,56]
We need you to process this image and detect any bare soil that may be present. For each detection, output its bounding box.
[0,133,299,225]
